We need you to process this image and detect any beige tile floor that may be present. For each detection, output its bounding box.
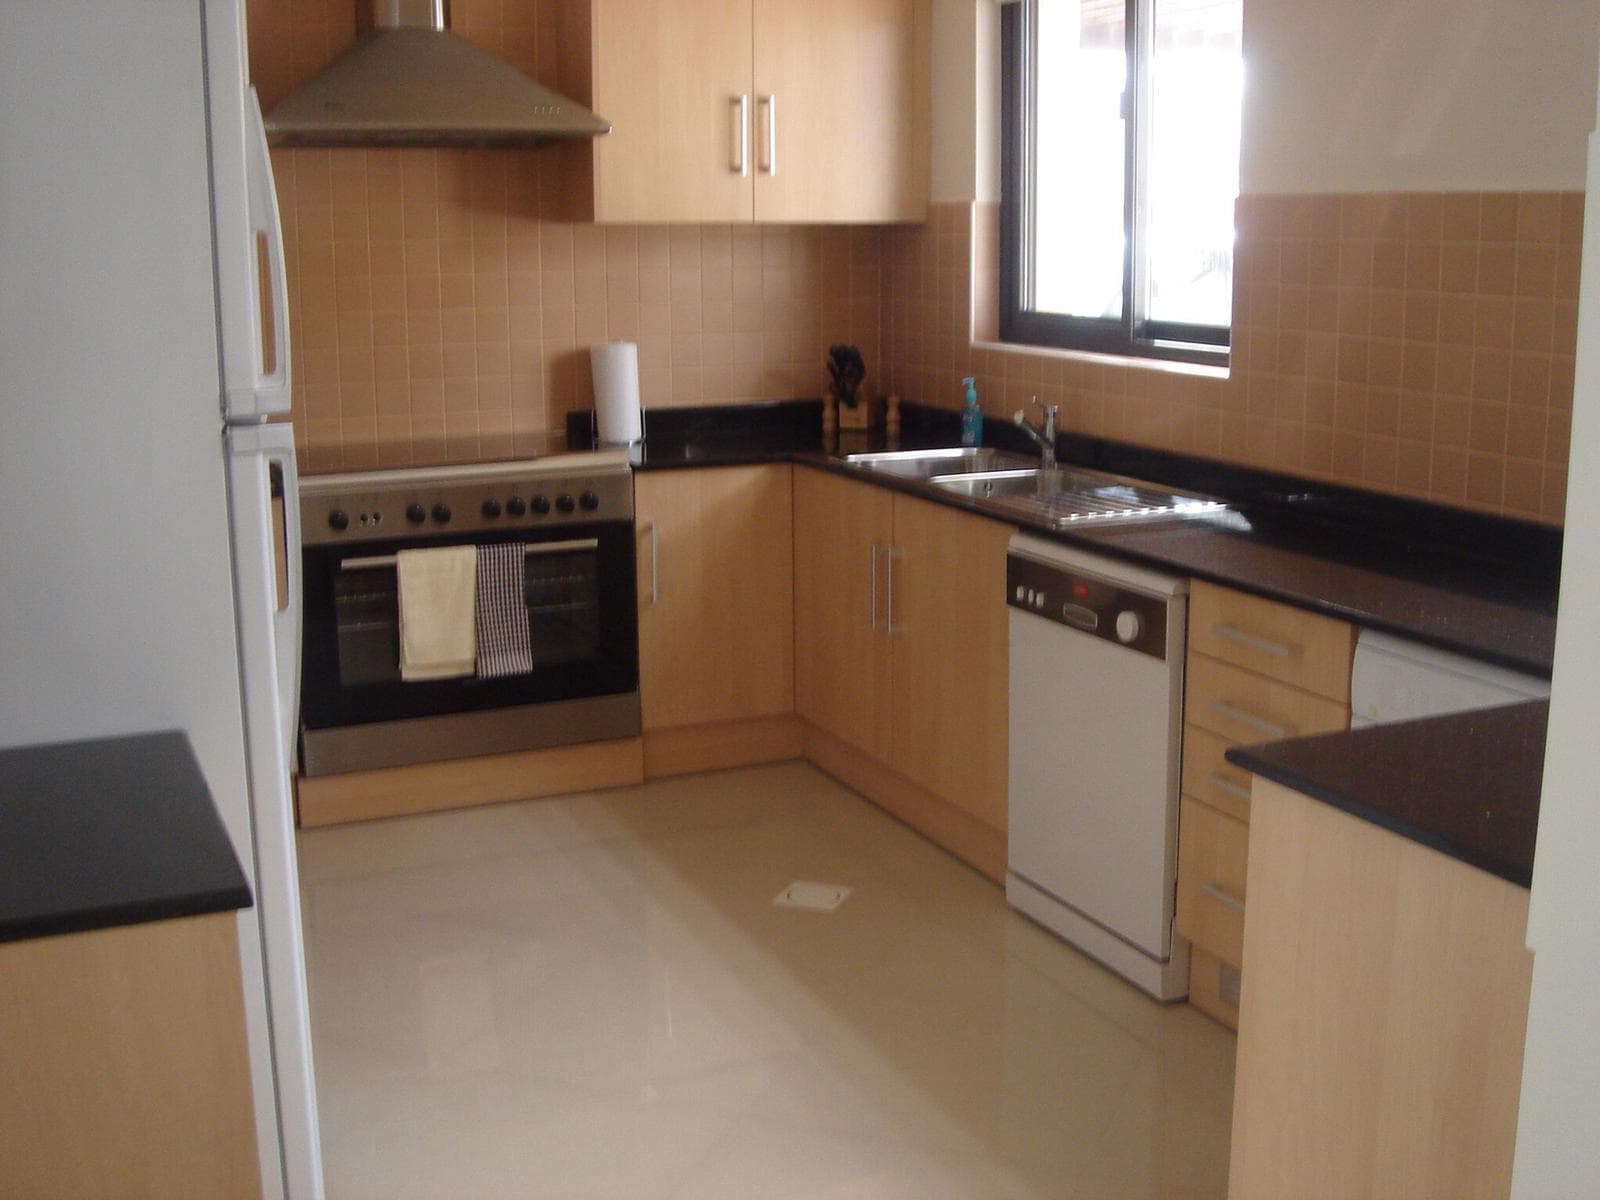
[297,761,1235,1200]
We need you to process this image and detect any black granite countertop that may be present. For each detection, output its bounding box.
[1227,701,1547,887]
[0,731,253,943]
[575,401,1560,675]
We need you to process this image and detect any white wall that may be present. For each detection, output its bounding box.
[1242,0,1600,193]
[930,0,1600,200]
[1510,64,1600,1200]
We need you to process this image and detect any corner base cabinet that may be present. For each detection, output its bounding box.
[793,467,1009,878]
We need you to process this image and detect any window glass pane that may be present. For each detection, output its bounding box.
[1144,0,1242,329]
[1033,0,1127,321]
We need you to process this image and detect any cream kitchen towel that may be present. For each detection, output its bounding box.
[397,545,477,681]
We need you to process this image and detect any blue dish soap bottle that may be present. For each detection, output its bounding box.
[960,376,982,446]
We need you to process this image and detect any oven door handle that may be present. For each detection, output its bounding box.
[339,538,600,571]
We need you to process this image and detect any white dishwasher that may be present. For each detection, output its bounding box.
[1005,534,1190,1001]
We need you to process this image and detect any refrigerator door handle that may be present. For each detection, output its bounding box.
[266,433,302,759]
[245,88,292,416]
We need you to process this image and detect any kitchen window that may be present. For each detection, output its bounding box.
[1000,0,1242,367]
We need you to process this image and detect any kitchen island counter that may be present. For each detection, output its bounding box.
[1227,700,1546,887]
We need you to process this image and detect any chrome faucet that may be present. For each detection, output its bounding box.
[1013,397,1059,469]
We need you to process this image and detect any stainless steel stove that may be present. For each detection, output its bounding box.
[296,450,640,776]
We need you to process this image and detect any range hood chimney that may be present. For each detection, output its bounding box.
[264,0,610,148]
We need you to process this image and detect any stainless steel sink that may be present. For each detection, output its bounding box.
[932,465,1227,527]
[842,446,1037,478]
[929,467,1119,498]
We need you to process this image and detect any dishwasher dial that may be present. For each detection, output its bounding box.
[1114,610,1143,643]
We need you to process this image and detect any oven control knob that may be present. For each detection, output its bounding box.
[1115,610,1143,644]
[406,503,427,525]
[579,490,599,511]
[532,495,551,515]
[327,508,349,532]
[481,498,502,519]
[505,496,527,517]
[432,503,452,524]
[556,494,576,514]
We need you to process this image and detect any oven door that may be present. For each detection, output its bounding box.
[298,521,639,775]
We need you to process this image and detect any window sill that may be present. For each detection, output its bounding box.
[972,338,1232,381]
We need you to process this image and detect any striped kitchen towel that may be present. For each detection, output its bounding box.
[475,543,534,678]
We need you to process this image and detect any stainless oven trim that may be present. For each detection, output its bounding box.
[299,690,641,776]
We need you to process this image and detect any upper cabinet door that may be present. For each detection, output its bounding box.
[751,0,929,223]
[590,0,754,223]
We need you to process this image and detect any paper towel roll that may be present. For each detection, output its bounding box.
[590,341,643,444]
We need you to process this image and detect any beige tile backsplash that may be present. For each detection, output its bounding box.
[250,3,1578,521]
[882,198,1579,523]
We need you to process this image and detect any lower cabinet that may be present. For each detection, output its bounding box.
[1176,580,1355,1028]
[794,466,1010,877]
[634,465,799,775]
[1229,778,1532,1200]
[0,912,262,1198]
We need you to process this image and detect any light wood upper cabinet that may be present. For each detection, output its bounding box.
[750,0,930,223]
[578,0,929,223]
[793,466,894,758]
[635,465,795,730]
[587,0,755,223]
[886,493,1011,831]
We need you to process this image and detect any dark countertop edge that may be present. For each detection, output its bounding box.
[0,731,255,946]
[633,446,1556,675]
[1225,701,1546,888]
[0,885,255,946]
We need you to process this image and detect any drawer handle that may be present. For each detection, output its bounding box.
[1206,772,1253,802]
[1215,622,1298,659]
[1209,700,1289,740]
[1201,882,1246,913]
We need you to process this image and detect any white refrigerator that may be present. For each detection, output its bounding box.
[0,3,321,1198]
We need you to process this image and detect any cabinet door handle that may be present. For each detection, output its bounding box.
[885,545,901,634]
[1206,772,1254,802]
[868,542,879,630]
[1214,622,1297,659]
[1209,700,1289,740]
[641,521,658,605]
[759,94,777,175]
[1201,882,1246,913]
[730,94,749,176]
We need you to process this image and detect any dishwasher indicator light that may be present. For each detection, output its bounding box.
[1071,581,1090,598]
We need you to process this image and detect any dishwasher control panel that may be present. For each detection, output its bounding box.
[1006,553,1170,661]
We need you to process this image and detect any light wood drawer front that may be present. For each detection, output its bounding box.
[1176,796,1249,964]
[1189,580,1354,702]
[1182,722,1255,824]
[1186,653,1349,746]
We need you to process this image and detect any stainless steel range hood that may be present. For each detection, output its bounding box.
[263,0,609,148]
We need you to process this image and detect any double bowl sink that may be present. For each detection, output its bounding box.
[843,447,1227,529]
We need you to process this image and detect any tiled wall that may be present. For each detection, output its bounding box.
[249,2,886,473]
[882,198,1579,523]
[251,5,1579,521]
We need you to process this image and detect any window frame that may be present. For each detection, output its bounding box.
[999,0,1233,368]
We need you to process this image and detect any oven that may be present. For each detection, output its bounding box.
[297,452,639,776]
